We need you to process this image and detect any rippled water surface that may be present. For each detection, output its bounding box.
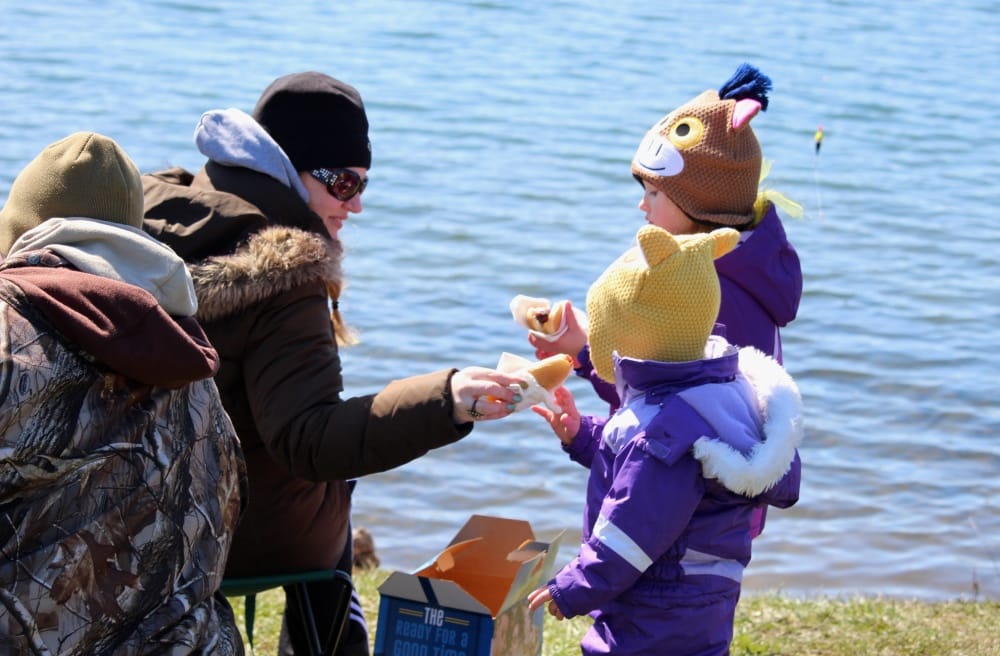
[2,0,998,601]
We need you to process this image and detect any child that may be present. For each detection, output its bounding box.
[527,225,803,656]
[528,62,802,537]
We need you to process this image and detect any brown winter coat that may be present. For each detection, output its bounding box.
[142,164,471,576]
[0,252,246,655]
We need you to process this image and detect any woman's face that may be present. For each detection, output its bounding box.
[299,166,367,238]
[638,180,697,235]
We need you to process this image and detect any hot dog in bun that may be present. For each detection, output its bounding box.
[525,353,574,391]
[525,300,567,335]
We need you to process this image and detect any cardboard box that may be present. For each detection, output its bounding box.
[374,515,565,656]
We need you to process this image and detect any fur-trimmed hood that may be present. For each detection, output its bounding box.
[189,224,342,323]
[692,346,803,497]
[142,163,343,324]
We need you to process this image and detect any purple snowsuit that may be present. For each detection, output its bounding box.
[549,339,802,656]
[574,205,802,537]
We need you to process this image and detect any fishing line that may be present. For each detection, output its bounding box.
[813,124,825,222]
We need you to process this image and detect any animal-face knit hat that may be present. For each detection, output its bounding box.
[253,71,372,172]
[586,225,740,383]
[631,63,772,228]
[0,131,144,256]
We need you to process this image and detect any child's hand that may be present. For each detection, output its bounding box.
[527,585,565,620]
[528,300,587,367]
[531,386,580,445]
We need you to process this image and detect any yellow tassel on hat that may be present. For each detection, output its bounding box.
[752,159,804,226]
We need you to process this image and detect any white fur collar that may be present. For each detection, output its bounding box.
[692,347,803,496]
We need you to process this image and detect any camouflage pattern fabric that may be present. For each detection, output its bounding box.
[0,282,246,655]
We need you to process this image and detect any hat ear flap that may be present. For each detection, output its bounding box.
[710,227,741,259]
[636,225,680,266]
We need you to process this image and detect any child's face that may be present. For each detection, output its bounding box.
[638,180,698,235]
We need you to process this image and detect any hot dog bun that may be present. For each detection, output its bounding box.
[525,300,567,335]
[526,354,574,391]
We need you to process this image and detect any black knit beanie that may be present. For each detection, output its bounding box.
[252,71,371,172]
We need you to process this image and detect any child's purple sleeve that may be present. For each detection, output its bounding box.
[563,414,604,468]
[757,450,801,509]
[575,345,621,414]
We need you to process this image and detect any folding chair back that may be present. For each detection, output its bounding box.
[221,569,353,656]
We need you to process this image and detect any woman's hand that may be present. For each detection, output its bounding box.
[527,300,587,367]
[527,585,564,620]
[531,386,580,445]
[450,366,525,424]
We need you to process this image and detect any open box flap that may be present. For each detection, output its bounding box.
[450,515,535,551]
[413,537,484,576]
[442,515,536,583]
[379,516,567,619]
[505,540,550,563]
[497,530,567,613]
[420,515,543,616]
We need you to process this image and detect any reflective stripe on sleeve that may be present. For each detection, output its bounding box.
[592,513,653,572]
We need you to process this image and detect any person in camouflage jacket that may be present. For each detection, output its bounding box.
[0,132,247,655]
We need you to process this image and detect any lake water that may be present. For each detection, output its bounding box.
[2,0,998,603]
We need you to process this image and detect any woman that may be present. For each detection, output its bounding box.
[142,72,522,655]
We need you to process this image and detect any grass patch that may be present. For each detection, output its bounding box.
[226,568,1000,655]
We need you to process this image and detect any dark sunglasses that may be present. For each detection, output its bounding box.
[310,167,368,202]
